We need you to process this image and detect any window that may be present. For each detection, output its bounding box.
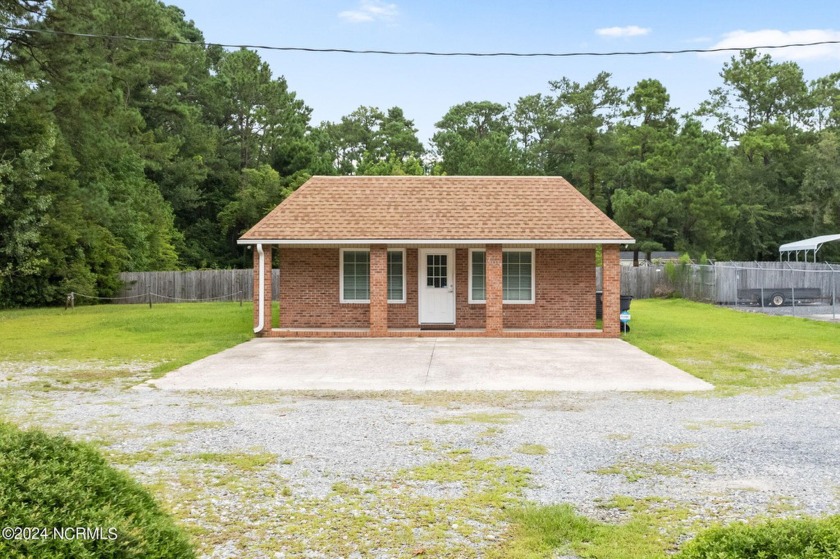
[341,250,370,302]
[469,250,485,302]
[425,254,448,288]
[340,249,405,303]
[387,250,405,303]
[469,249,535,304]
[503,250,533,303]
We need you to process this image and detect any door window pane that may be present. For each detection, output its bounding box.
[426,254,448,288]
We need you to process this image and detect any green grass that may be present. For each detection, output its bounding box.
[193,451,277,471]
[0,303,253,377]
[434,411,522,425]
[623,299,840,391]
[498,497,689,559]
[595,460,716,483]
[516,443,549,455]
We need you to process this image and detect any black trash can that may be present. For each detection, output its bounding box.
[595,292,633,319]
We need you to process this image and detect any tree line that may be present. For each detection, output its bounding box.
[1,0,839,307]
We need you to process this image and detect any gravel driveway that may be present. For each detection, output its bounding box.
[2,362,838,558]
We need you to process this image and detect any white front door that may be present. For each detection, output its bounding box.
[419,249,455,324]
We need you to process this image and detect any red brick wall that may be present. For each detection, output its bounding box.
[601,245,621,337]
[279,248,369,328]
[276,247,597,331]
[503,248,596,329]
[369,245,388,335]
[485,245,504,334]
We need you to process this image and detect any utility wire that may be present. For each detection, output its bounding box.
[2,25,840,58]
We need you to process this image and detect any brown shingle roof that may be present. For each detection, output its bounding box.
[239,176,633,243]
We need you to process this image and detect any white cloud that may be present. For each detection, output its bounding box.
[339,0,398,23]
[595,25,651,38]
[703,29,840,60]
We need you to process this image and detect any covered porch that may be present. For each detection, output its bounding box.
[251,243,623,338]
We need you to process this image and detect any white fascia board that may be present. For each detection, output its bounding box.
[238,238,635,246]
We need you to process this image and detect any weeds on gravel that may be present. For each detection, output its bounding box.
[193,451,276,471]
[684,419,760,431]
[624,299,840,393]
[497,496,689,559]
[258,451,529,558]
[516,443,548,455]
[434,411,521,425]
[595,460,715,483]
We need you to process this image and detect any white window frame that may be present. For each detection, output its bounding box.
[468,248,486,304]
[340,248,370,304]
[468,248,536,305]
[502,248,536,304]
[339,248,406,304]
[387,248,406,304]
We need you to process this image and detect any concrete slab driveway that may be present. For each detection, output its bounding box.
[152,338,712,392]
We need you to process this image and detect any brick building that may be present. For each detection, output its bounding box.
[239,176,632,338]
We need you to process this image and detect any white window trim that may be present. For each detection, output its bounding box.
[468,248,536,305]
[387,248,406,304]
[503,248,536,305]
[339,248,406,304]
[468,248,486,304]
[340,248,370,304]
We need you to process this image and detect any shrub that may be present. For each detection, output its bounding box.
[676,516,840,559]
[0,422,194,559]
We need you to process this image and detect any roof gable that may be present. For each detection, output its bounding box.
[239,176,633,244]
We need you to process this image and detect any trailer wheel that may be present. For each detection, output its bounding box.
[770,292,785,307]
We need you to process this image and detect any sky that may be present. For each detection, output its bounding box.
[168,0,840,144]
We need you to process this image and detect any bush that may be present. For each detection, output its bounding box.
[0,423,194,559]
[677,516,840,559]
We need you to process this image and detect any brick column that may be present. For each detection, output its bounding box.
[369,245,388,336]
[602,245,620,337]
[252,244,272,336]
[485,244,503,335]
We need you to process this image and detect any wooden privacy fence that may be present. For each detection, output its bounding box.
[116,270,279,303]
[114,262,838,304]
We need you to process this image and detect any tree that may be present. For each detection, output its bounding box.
[700,49,813,141]
[699,50,816,259]
[547,72,624,207]
[214,48,312,171]
[670,118,736,258]
[511,93,557,173]
[432,101,522,175]
[320,105,424,174]
[611,188,679,264]
[218,165,297,243]
[801,131,840,235]
[810,73,840,131]
[616,79,678,194]
[0,67,55,305]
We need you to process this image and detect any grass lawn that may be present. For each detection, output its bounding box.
[624,299,840,392]
[0,302,253,377]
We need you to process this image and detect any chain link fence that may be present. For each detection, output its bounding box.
[612,262,840,322]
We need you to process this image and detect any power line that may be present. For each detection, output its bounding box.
[2,25,840,58]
